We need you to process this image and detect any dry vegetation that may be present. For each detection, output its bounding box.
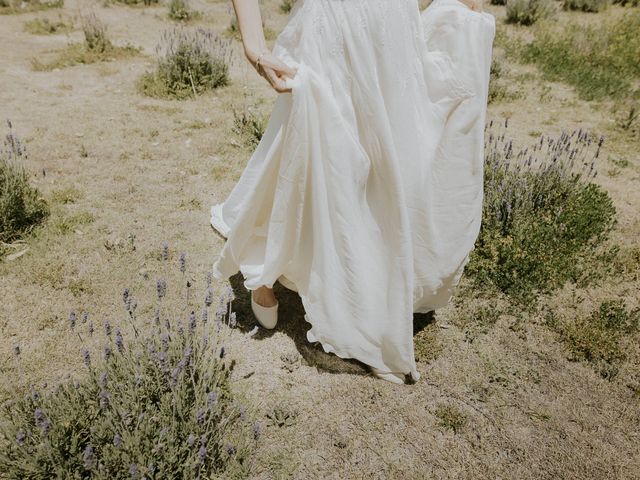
[0,0,639,478]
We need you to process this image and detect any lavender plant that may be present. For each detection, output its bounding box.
[81,12,111,53]
[0,120,49,245]
[138,28,233,100]
[466,120,617,304]
[0,243,259,478]
[505,0,553,26]
[562,0,609,11]
[168,0,199,21]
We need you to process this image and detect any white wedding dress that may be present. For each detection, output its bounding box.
[210,0,495,382]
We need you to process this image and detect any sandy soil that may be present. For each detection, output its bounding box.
[1,1,639,478]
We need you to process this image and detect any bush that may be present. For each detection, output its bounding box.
[279,0,296,13]
[232,107,266,149]
[0,245,259,478]
[519,12,640,101]
[168,0,200,22]
[23,15,72,35]
[563,0,609,11]
[505,0,553,25]
[545,299,640,379]
[30,13,139,70]
[81,12,111,53]
[490,0,507,4]
[466,120,618,304]
[0,121,49,246]
[138,28,233,100]
[0,0,63,14]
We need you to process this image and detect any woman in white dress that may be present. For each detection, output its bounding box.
[211,0,495,384]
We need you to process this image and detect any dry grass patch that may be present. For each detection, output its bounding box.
[23,15,72,35]
[0,0,62,15]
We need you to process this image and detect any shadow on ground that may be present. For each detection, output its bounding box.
[227,272,435,381]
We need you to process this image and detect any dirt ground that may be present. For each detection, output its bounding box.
[1,0,639,478]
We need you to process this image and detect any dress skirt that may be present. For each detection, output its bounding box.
[210,0,496,382]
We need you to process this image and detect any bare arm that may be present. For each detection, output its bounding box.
[230,0,267,65]
[231,0,297,93]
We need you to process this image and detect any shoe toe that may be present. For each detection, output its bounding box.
[251,294,278,329]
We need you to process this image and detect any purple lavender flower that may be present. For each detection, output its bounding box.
[187,433,196,446]
[198,445,207,463]
[123,288,130,306]
[206,271,212,287]
[154,307,161,326]
[225,443,236,455]
[229,312,237,328]
[204,287,213,307]
[225,284,236,302]
[157,278,167,300]
[13,345,20,356]
[253,422,261,441]
[113,433,123,447]
[103,344,112,361]
[207,391,217,408]
[69,311,77,330]
[82,349,91,368]
[196,407,205,423]
[115,329,124,353]
[88,321,94,336]
[201,308,208,324]
[81,312,89,324]
[83,445,95,470]
[179,252,186,273]
[161,333,169,350]
[129,463,139,479]
[104,320,112,337]
[39,418,50,435]
[161,240,169,260]
[99,372,108,389]
[99,390,110,410]
[16,429,26,445]
[188,311,196,331]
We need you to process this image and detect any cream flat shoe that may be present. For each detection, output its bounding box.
[278,274,298,292]
[370,366,406,385]
[251,291,279,329]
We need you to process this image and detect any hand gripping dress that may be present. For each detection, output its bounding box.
[210,0,496,382]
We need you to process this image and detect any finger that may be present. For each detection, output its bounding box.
[259,54,297,80]
[265,67,291,93]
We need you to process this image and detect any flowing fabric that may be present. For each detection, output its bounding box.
[210,0,495,382]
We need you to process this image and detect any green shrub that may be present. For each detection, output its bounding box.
[168,0,200,22]
[138,28,233,100]
[563,0,609,11]
[31,13,139,70]
[0,121,49,246]
[0,0,63,14]
[612,0,639,5]
[280,0,296,13]
[23,15,72,35]
[506,0,553,25]
[545,299,640,379]
[0,246,259,477]
[232,107,266,149]
[519,12,640,101]
[81,12,110,53]
[467,120,618,304]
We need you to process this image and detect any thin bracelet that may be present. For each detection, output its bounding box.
[254,50,269,68]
